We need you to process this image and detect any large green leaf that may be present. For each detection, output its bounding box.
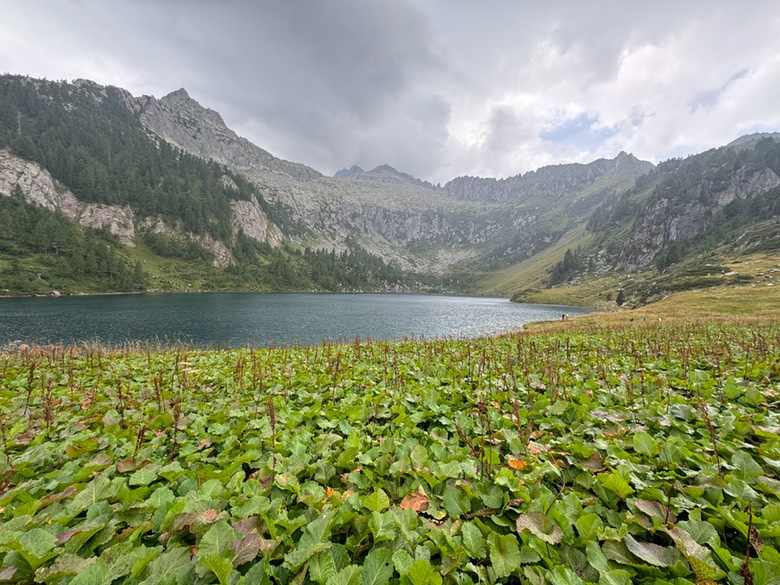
[731,450,763,480]
[442,486,470,517]
[200,554,234,585]
[364,490,390,513]
[575,513,603,540]
[361,548,393,585]
[632,432,659,457]
[461,522,486,559]
[597,472,634,499]
[405,559,441,585]
[327,564,363,585]
[198,520,235,558]
[34,554,95,583]
[68,559,110,585]
[68,475,115,515]
[487,532,521,579]
[16,528,56,570]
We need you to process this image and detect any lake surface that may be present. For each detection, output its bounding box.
[0,293,589,348]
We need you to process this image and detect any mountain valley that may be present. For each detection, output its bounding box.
[1,74,779,305]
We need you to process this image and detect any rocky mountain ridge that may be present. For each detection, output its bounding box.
[123,82,654,273]
[135,88,322,182]
[444,151,654,203]
[2,74,779,299]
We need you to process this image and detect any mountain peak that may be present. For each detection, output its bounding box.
[334,165,365,178]
[165,88,191,101]
[727,132,780,148]
[371,164,399,174]
[335,163,437,189]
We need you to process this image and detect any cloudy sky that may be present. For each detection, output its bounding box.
[2,1,779,183]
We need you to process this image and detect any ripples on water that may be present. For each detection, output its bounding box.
[0,292,589,349]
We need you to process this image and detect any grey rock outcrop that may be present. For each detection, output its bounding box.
[617,165,780,270]
[230,196,284,247]
[445,152,654,203]
[138,216,234,269]
[0,148,235,268]
[137,89,321,181]
[0,148,135,245]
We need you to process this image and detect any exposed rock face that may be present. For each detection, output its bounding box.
[77,204,136,245]
[137,89,321,181]
[0,148,135,245]
[0,148,234,268]
[139,216,235,269]
[230,196,284,247]
[617,165,780,270]
[445,152,654,202]
[131,86,654,272]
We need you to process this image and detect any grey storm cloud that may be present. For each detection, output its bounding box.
[2,1,780,183]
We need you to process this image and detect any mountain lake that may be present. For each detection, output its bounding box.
[0,292,590,349]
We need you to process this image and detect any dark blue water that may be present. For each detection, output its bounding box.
[0,293,588,348]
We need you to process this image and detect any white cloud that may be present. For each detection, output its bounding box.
[2,1,779,183]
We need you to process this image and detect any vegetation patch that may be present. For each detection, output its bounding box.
[0,321,778,583]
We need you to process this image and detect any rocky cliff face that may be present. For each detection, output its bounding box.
[129,85,655,273]
[616,160,780,271]
[136,89,321,181]
[0,148,135,245]
[0,148,235,268]
[229,196,285,248]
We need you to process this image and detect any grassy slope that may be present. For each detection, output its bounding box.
[478,224,593,296]
[522,252,780,332]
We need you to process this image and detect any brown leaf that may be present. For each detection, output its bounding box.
[749,524,763,555]
[55,529,82,546]
[196,438,212,451]
[40,484,77,508]
[0,567,16,581]
[200,509,223,524]
[171,513,198,533]
[15,428,36,445]
[527,442,543,456]
[582,452,605,472]
[116,458,148,473]
[400,487,429,512]
[507,456,529,471]
[86,452,113,468]
[635,499,676,524]
[231,533,263,567]
[233,517,261,537]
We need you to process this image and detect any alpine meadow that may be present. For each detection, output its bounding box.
[2,2,780,583]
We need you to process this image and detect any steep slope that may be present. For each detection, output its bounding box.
[602,137,780,272]
[496,136,780,305]
[136,88,322,181]
[0,74,664,296]
[0,76,404,294]
[132,84,652,274]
